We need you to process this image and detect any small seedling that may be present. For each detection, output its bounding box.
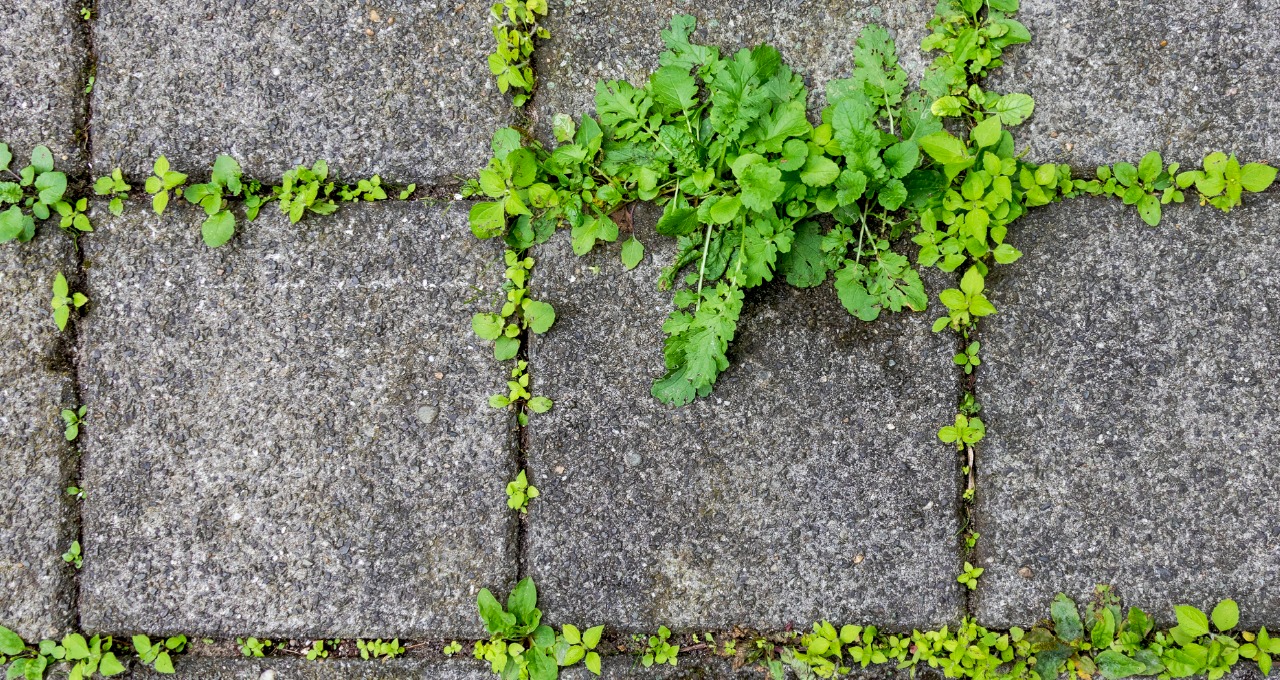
[489,360,553,423]
[66,485,85,500]
[471,249,556,360]
[443,640,462,656]
[50,272,88,331]
[62,540,82,569]
[954,341,981,374]
[338,175,388,202]
[305,639,331,660]
[957,562,983,590]
[183,154,243,247]
[275,160,339,223]
[133,634,186,674]
[356,638,405,660]
[62,405,87,441]
[144,156,188,215]
[236,637,272,658]
[639,626,679,668]
[487,0,549,107]
[398,183,416,200]
[93,168,132,216]
[83,75,95,94]
[964,531,980,549]
[938,414,985,450]
[506,470,539,513]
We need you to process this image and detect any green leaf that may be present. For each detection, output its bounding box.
[1240,163,1277,192]
[706,196,742,225]
[526,647,557,680]
[583,625,604,649]
[36,171,67,205]
[970,116,1002,149]
[1174,605,1210,638]
[737,163,786,213]
[0,206,25,243]
[1211,600,1239,632]
[1097,651,1147,680]
[621,236,645,270]
[63,633,89,660]
[993,243,1022,264]
[508,577,538,623]
[920,131,970,166]
[133,635,152,656]
[469,202,506,239]
[800,155,840,187]
[1138,151,1163,183]
[527,396,553,414]
[524,300,556,334]
[99,652,126,676]
[1137,194,1161,227]
[656,206,699,236]
[990,93,1035,125]
[0,143,10,173]
[586,651,602,675]
[472,313,504,341]
[652,283,744,406]
[30,145,53,174]
[154,651,175,674]
[211,154,242,194]
[201,210,236,248]
[570,214,618,256]
[477,589,516,634]
[776,221,830,288]
[1051,593,1084,642]
[882,141,920,179]
[494,336,520,361]
[0,625,24,656]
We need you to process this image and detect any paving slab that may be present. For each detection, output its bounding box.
[130,657,490,679]
[525,204,963,631]
[533,0,934,138]
[988,0,1280,167]
[76,201,516,638]
[0,0,90,173]
[0,230,79,640]
[90,0,511,185]
[975,195,1280,628]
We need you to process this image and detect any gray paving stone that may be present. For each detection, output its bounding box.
[975,195,1280,628]
[130,657,490,679]
[988,0,1280,167]
[76,201,516,638]
[533,0,934,138]
[0,0,89,174]
[0,230,78,640]
[525,205,963,631]
[89,0,511,185]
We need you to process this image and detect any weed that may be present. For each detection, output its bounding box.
[61,405,87,441]
[506,470,539,513]
[132,634,186,674]
[50,272,87,331]
[235,637,272,657]
[443,640,463,656]
[957,561,984,590]
[487,0,548,107]
[356,639,405,660]
[474,577,604,678]
[92,169,131,217]
[61,541,82,569]
[144,156,188,216]
[954,340,980,374]
[638,626,679,668]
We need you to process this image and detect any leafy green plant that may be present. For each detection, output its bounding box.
[0,144,70,244]
[0,627,126,680]
[488,360,553,425]
[61,541,82,569]
[1076,152,1183,227]
[305,640,332,661]
[337,175,388,202]
[639,626,679,668]
[938,413,984,450]
[1174,152,1276,214]
[132,634,186,674]
[506,470,539,513]
[487,0,548,107]
[398,184,417,200]
[957,561,983,590]
[443,640,463,656]
[61,405,87,441]
[964,531,980,550]
[954,340,980,374]
[471,250,557,361]
[50,272,87,331]
[53,198,92,242]
[144,156,188,215]
[275,161,337,223]
[183,155,246,247]
[356,639,404,660]
[92,169,131,217]
[66,486,85,500]
[79,6,91,20]
[235,637,272,658]
[474,577,604,679]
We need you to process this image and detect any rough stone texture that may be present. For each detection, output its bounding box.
[533,0,934,138]
[975,195,1280,628]
[526,205,963,631]
[988,0,1280,167]
[76,201,517,638]
[560,656,941,680]
[130,657,491,679]
[0,230,79,640]
[90,0,511,184]
[0,0,89,173]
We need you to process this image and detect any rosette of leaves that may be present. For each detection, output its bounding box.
[275,160,339,223]
[0,144,70,244]
[475,578,603,679]
[93,168,132,217]
[144,156,188,215]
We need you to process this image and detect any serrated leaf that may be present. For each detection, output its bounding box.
[1051,593,1083,642]
[800,154,840,187]
[990,93,1035,125]
[1174,605,1210,638]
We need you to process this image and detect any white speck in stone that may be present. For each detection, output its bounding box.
[886,423,895,430]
